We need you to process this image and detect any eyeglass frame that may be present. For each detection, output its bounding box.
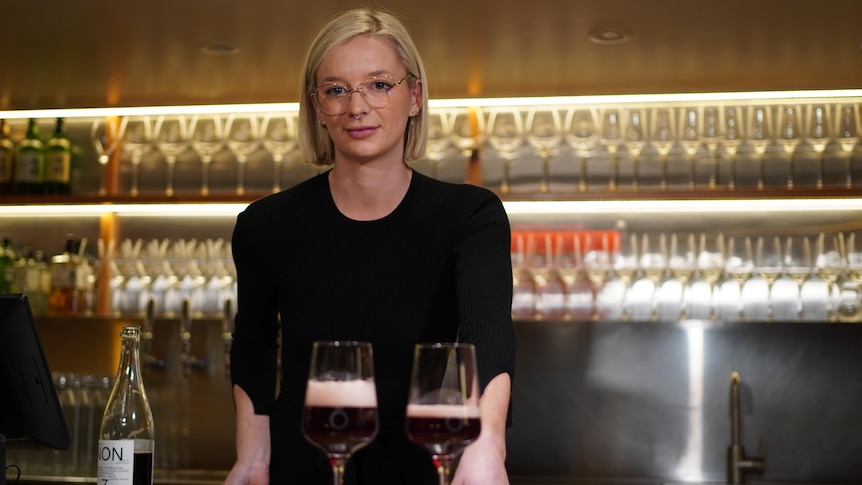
[311,73,415,116]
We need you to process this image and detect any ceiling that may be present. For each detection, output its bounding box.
[3,0,862,110]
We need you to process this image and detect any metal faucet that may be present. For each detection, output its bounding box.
[728,371,765,484]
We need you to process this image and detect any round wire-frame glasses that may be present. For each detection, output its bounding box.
[312,73,414,116]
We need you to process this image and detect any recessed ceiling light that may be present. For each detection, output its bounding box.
[588,27,631,45]
[200,40,240,56]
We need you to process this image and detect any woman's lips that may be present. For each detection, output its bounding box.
[346,125,378,138]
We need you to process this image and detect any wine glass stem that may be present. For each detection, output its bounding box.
[846,152,854,189]
[501,157,511,193]
[579,156,588,192]
[816,152,824,189]
[540,154,550,193]
[237,158,246,196]
[728,154,736,190]
[434,456,453,485]
[272,158,282,193]
[757,155,765,190]
[787,153,795,190]
[201,158,211,196]
[131,156,141,197]
[660,154,668,191]
[631,155,639,191]
[166,157,176,196]
[608,152,618,191]
[329,457,347,485]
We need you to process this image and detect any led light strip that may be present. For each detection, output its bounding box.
[0,89,860,119]
[3,198,862,218]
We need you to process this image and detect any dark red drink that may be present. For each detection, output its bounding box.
[133,451,154,485]
[406,404,481,457]
[302,405,378,455]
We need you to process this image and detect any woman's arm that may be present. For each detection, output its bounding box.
[452,372,512,485]
[223,385,272,485]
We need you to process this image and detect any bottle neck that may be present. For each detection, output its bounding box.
[118,330,143,385]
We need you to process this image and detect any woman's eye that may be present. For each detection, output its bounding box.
[326,85,347,96]
[368,81,392,91]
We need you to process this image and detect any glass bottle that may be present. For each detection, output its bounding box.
[98,325,155,485]
[0,237,14,293]
[14,118,45,194]
[0,119,14,194]
[44,118,73,194]
[48,238,78,315]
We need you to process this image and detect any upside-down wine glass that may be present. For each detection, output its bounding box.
[525,107,563,193]
[835,103,859,188]
[805,104,830,189]
[650,108,675,190]
[747,106,772,190]
[261,112,298,193]
[680,107,701,190]
[486,108,524,193]
[565,108,599,192]
[154,115,190,196]
[701,107,721,189]
[599,108,623,191]
[91,116,121,196]
[424,110,452,179]
[225,114,261,196]
[120,116,153,197]
[775,104,801,190]
[189,115,224,196]
[624,108,646,190]
[723,107,743,190]
[302,341,379,485]
[406,343,481,485]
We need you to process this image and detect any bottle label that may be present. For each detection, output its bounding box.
[51,264,76,289]
[44,151,71,183]
[97,439,135,485]
[15,151,44,183]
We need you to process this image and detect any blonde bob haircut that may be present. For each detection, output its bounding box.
[297,8,429,166]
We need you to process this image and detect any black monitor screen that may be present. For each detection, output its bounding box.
[0,294,70,450]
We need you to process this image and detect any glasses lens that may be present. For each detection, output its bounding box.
[315,76,401,115]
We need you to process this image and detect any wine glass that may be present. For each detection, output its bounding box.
[805,104,830,189]
[624,108,646,190]
[119,116,153,197]
[91,116,121,196]
[723,107,743,190]
[486,108,524,193]
[746,106,772,190]
[189,115,224,196]
[261,112,298,193]
[679,107,701,190]
[754,235,783,320]
[599,108,623,191]
[424,110,452,179]
[525,107,562,193]
[406,343,481,485]
[302,341,378,485]
[225,114,261,196]
[701,107,721,189]
[154,115,190,196]
[814,232,845,286]
[564,108,599,192]
[449,108,485,166]
[834,103,859,188]
[783,235,813,321]
[650,108,675,191]
[775,104,801,189]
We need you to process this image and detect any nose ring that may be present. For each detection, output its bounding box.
[352,114,361,120]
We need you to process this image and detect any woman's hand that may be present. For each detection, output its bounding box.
[451,373,511,485]
[223,459,270,485]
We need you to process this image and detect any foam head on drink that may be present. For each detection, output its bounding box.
[406,404,481,419]
[304,379,377,407]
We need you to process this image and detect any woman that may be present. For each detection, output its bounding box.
[224,8,516,485]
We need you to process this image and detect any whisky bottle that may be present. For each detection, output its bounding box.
[44,118,72,194]
[14,119,45,194]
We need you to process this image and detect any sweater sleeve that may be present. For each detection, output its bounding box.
[229,197,281,415]
[452,186,517,395]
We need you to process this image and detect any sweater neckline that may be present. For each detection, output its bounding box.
[321,168,421,224]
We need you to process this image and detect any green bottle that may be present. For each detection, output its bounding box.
[44,118,72,194]
[14,119,46,194]
[0,120,14,194]
[0,237,14,293]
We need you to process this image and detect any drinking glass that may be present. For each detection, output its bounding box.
[624,108,646,190]
[805,104,830,189]
[722,107,743,190]
[565,108,599,192]
[639,232,668,285]
[406,343,481,485]
[424,110,452,179]
[525,107,562,193]
[449,108,485,165]
[701,107,721,189]
[784,234,813,299]
[755,236,783,288]
[189,115,224,196]
[679,107,701,190]
[650,108,675,190]
[669,232,696,286]
[302,341,378,485]
[746,106,772,190]
[154,115,190,196]
[486,108,524,193]
[599,108,623,191]
[91,117,121,196]
[119,116,153,197]
[261,112,298,193]
[531,232,566,320]
[725,236,754,286]
[225,114,261,196]
[775,104,801,189]
[835,103,859,188]
[814,232,844,286]
[562,233,596,320]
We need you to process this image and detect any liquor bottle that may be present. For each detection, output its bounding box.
[44,118,73,194]
[98,325,155,485]
[14,119,45,194]
[0,237,14,293]
[0,119,14,194]
[48,238,78,315]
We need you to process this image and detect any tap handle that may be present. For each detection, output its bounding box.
[730,371,741,446]
[141,298,166,369]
